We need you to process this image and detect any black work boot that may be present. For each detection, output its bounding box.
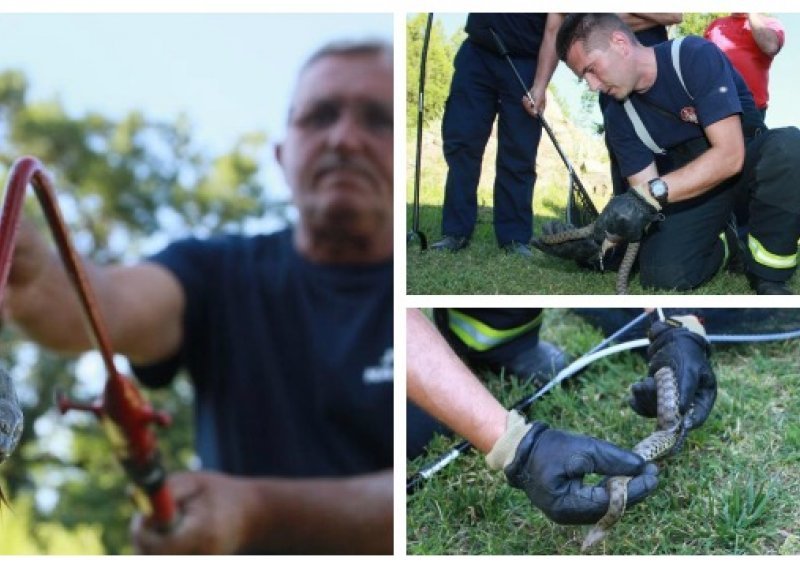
[747,273,794,295]
[502,340,570,388]
[502,241,534,259]
[431,235,469,252]
[724,225,747,275]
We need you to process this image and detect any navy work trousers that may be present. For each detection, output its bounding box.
[441,40,542,246]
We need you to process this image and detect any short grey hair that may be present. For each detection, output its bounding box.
[287,39,393,122]
[300,38,392,73]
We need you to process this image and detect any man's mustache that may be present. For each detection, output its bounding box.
[312,153,378,184]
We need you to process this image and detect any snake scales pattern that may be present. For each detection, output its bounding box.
[537,223,639,295]
[0,365,24,507]
[580,366,684,551]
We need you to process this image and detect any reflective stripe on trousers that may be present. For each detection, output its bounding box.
[748,234,798,270]
[447,309,543,352]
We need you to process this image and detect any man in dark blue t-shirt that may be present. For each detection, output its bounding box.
[431,13,561,257]
[5,40,393,554]
[539,13,800,294]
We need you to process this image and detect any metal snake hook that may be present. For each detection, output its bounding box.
[0,156,176,531]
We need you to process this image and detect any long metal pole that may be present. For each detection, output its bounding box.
[488,27,599,221]
[0,156,176,530]
[408,13,432,250]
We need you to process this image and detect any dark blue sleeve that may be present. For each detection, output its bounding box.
[680,37,742,127]
[132,237,216,388]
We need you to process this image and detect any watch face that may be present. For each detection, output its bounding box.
[649,179,668,199]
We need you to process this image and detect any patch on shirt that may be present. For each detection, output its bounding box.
[363,348,393,384]
[680,106,699,124]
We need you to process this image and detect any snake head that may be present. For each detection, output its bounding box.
[598,233,624,270]
[0,400,24,464]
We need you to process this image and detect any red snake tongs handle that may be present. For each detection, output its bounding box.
[0,156,176,531]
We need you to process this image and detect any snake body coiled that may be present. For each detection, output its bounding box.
[581,366,684,551]
[537,222,639,295]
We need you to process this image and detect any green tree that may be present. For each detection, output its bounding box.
[677,13,727,37]
[406,14,460,131]
[0,68,283,553]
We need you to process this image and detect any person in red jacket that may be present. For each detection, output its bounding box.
[705,13,785,120]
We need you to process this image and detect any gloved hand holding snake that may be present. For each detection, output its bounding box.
[630,315,717,432]
[485,411,659,526]
[596,185,663,244]
[532,184,663,294]
[582,314,716,550]
[484,314,714,551]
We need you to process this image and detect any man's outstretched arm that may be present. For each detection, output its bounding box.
[4,218,184,365]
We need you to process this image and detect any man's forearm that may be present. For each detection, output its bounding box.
[629,115,744,203]
[620,13,682,32]
[5,220,184,363]
[748,14,782,57]
[242,470,393,554]
[7,253,171,361]
[6,246,99,353]
[531,14,563,95]
[634,144,742,203]
[661,116,744,202]
[407,309,507,453]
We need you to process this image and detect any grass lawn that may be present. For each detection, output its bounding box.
[406,310,800,555]
[405,136,800,295]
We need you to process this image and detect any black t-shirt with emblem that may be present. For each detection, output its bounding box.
[606,36,758,178]
[133,228,393,477]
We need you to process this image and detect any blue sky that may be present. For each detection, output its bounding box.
[1,13,393,199]
[432,13,800,131]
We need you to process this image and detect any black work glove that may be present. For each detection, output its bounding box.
[531,220,604,269]
[487,411,658,525]
[629,315,717,431]
[595,187,661,243]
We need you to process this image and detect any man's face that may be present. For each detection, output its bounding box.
[566,32,635,101]
[276,51,393,248]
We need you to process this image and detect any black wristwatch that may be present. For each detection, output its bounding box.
[648,178,669,206]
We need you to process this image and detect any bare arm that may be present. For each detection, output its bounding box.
[4,219,184,365]
[619,13,683,32]
[406,309,506,454]
[526,13,564,116]
[748,13,783,57]
[628,115,745,202]
[132,469,393,554]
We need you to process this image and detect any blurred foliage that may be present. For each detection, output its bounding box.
[406,14,460,131]
[0,68,286,553]
[677,13,727,37]
[0,495,104,554]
